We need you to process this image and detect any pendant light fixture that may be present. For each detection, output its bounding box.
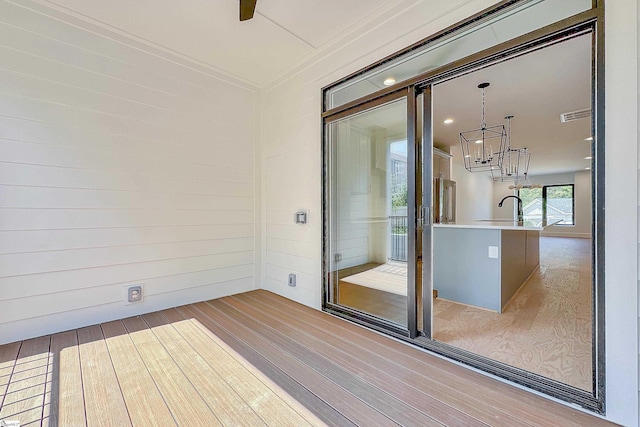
[459,82,506,173]
[492,115,531,182]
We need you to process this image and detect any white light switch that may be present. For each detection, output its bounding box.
[488,246,499,259]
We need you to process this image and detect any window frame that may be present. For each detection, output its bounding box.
[543,184,576,226]
[519,183,576,226]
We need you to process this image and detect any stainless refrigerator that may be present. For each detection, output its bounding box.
[433,178,456,224]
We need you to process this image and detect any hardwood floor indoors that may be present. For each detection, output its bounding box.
[335,236,593,390]
[0,287,612,426]
[434,236,592,390]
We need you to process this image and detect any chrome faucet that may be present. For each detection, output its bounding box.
[498,195,523,224]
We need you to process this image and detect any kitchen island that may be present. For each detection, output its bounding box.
[433,220,558,313]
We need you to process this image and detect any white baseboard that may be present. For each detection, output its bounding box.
[541,231,591,238]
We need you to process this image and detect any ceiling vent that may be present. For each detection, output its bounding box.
[560,108,591,123]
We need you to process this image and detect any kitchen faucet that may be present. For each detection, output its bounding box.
[498,195,523,224]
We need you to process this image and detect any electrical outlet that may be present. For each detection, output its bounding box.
[488,246,499,259]
[294,210,309,224]
[124,284,144,304]
[288,273,297,287]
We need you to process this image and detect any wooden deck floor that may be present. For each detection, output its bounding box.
[0,290,615,426]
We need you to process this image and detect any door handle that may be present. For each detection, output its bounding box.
[418,205,430,228]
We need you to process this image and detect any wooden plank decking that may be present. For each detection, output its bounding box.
[0,290,615,426]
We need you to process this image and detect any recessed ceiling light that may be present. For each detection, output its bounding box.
[475,139,483,144]
[383,77,396,86]
[584,156,592,160]
[585,137,593,141]
[585,167,591,170]
[443,118,454,124]
[464,154,470,158]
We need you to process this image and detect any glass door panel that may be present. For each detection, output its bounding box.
[326,98,410,327]
[428,33,594,391]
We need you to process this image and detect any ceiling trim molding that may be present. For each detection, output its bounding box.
[262,0,420,91]
[7,0,498,93]
[12,0,261,92]
[262,0,494,93]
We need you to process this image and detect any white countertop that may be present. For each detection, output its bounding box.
[433,219,562,231]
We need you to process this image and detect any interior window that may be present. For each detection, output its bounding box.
[519,187,543,226]
[544,184,575,225]
[519,184,574,226]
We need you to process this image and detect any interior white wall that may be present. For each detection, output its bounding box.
[531,171,591,237]
[572,170,592,237]
[261,0,639,424]
[492,180,517,220]
[0,1,258,345]
[450,154,494,223]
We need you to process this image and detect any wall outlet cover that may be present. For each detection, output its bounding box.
[124,284,144,304]
[288,273,297,287]
[488,246,499,259]
[294,209,309,225]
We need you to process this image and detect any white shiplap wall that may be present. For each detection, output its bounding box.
[0,0,257,344]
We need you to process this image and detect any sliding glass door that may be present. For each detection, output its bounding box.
[322,0,603,412]
[325,93,419,333]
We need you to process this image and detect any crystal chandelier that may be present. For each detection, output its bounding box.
[492,115,531,182]
[459,82,506,173]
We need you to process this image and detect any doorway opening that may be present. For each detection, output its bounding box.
[322,0,603,413]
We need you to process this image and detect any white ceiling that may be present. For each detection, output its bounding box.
[433,33,592,176]
[42,0,398,86]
